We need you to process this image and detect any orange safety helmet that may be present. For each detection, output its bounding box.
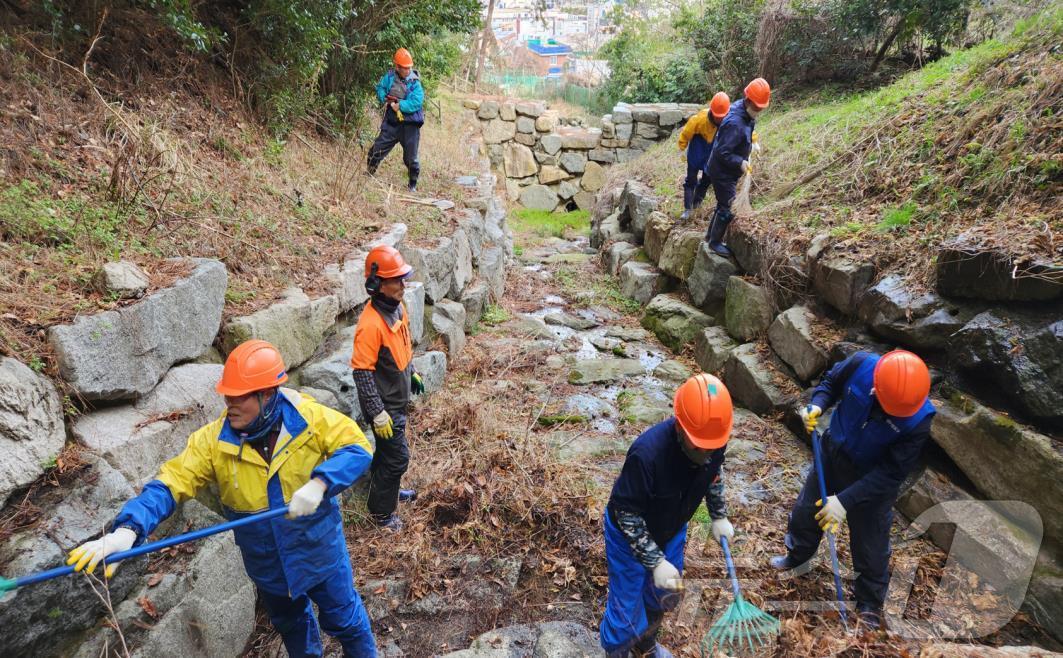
[674,374,734,450]
[393,48,414,68]
[216,340,288,396]
[709,92,731,120]
[873,350,931,417]
[744,77,771,110]
[365,245,413,280]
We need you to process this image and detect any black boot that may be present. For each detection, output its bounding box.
[706,208,734,258]
[680,187,693,221]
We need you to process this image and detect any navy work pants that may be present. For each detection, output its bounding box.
[367,410,409,521]
[367,119,420,186]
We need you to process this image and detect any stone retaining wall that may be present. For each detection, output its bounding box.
[465,98,703,213]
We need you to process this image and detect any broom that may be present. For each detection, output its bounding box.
[701,535,780,656]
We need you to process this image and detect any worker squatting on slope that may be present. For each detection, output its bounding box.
[772,349,936,630]
[704,77,771,257]
[350,245,424,532]
[601,374,737,658]
[367,48,425,193]
[66,340,379,657]
[676,92,730,222]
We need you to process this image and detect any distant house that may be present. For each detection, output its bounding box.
[525,39,572,78]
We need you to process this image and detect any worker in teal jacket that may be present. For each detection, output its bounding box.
[367,47,425,192]
[66,340,378,657]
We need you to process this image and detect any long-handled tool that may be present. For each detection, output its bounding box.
[812,429,849,629]
[701,535,780,656]
[0,506,290,593]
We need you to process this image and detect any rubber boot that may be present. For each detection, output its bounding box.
[706,209,733,258]
[769,553,814,575]
[680,187,693,221]
[398,489,417,503]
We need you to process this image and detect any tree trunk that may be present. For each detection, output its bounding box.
[869,16,907,74]
[474,0,497,91]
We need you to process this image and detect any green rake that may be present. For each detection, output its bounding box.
[701,536,780,656]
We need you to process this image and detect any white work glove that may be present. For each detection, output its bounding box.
[711,518,735,542]
[652,559,683,592]
[289,478,327,518]
[373,410,394,439]
[741,160,752,174]
[751,142,761,153]
[816,495,847,534]
[799,404,822,434]
[66,527,137,578]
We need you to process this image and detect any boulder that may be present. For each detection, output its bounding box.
[0,358,66,507]
[557,179,581,200]
[642,211,673,264]
[401,235,459,304]
[728,222,764,274]
[498,103,516,121]
[460,281,490,332]
[412,351,448,395]
[581,161,607,192]
[694,326,738,374]
[573,191,595,212]
[503,142,538,179]
[544,311,597,331]
[658,108,684,126]
[535,152,558,166]
[462,98,481,110]
[323,254,369,312]
[368,222,408,251]
[617,180,658,241]
[221,287,338,368]
[653,359,693,383]
[688,243,737,310]
[482,118,516,144]
[0,455,143,657]
[515,101,544,118]
[768,306,828,381]
[605,241,639,275]
[858,275,977,350]
[588,148,616,163]
[477,100,499,119]
[72,364,226,487]
[516,116,536,134]
[432,300,467,356]
[539,165,571,185]
[724,343,796,415]
[298,386,339,409]
[568,358,645,384]
[404,281,426,345]
[559,151,587,174]
[641,294,714,352]
[557,127,601,149]
[49,258,227,401]
[479,246,507,302]
[811,254,875,315]
[591,213,621,250]
[519,185,559,212]
[620,390,673,425]
[92,260,149,298]
[514,314,559,341]
[540,134,563,155]
[449,228,475,298]
[620,261,665,305]
[931,393,1063,549]
[535,114,556,132]
[635,122,659,139]
[514,132,537,147]
[658,230,702,280]
[723,276,773,342]
[612,106,633,124]
[605,326,651,342]
[297,326,362,419]
[948,311,1062,425]
[936,240,1063,302]
[458,210,487,266]
[440,621,602,658]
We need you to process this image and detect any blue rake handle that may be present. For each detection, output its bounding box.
[4,506,290,591]
[812,429,849,629]
[719,535,742,601]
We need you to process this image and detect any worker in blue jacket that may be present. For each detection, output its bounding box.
[367,47,425,193]
[601,375,736,658]
[704,78,771,257]
[66,340,378,657]
[771,349,936,630]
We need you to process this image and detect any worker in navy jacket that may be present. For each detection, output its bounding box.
[771,350,936,629]
[704,78,771,257]
[367,48,425,192]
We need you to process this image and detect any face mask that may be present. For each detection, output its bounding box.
[747,105,761,118]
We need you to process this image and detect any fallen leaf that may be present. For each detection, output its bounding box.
[147,573,163,587]
[137,596,159,619]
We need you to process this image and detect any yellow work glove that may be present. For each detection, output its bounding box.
[66,527,137,579]
[799,404,822,434]
[373,410,394,440]
[741,160,752,174]
[815,495,846,534]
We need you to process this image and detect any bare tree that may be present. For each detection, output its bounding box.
[474,0,497,91]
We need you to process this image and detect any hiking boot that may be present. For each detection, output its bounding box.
[679,209,691,222]
[857,606,884,631]
[407,182,417,193]
[376,513,404,533]
[769,554,798,570]
[398,489,418,503]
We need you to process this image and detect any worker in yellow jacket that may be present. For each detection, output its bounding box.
[677,92,730,221]
[66,340,378,657]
